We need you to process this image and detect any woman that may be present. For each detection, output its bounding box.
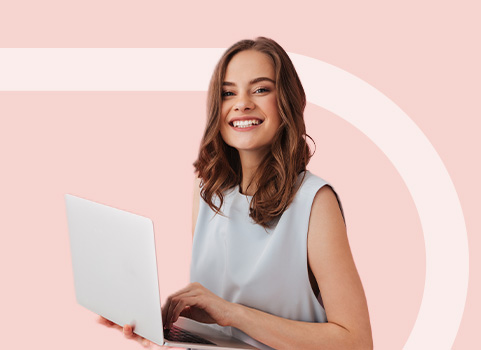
[101,37,373,349]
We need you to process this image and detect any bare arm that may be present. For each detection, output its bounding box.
[165,185,373,350]
[192,176,201,239]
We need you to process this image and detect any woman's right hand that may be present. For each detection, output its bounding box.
[97,316,166,349]
[162,282,236,330]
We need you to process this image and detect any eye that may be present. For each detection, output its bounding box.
[222,91,234,97]
[254,87,270,94]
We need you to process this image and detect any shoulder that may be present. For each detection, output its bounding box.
[310,185,344,228]
[297,171,345,223]
[307,169,345,233]
[295,171,329,199]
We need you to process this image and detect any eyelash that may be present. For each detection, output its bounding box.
[221,87,270,97]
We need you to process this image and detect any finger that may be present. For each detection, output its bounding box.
[163,283,201,308]
[98,316,123,332]
[166,293,190,328]
[140,338,151,348]
[168,299,186,328]
[123,324,151,347]
[179,306,193,319]
[164,284,202,328]
[170,296,200,327]
[165,293,185,329]
[161,299,170,326]
[123,324,136,339]
[97,316,114,327]
[168,287,205,327]
[165,297,176,329]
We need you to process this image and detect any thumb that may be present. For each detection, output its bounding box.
[123,324,135,338]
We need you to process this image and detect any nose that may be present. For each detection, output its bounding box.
[234,93,255,112]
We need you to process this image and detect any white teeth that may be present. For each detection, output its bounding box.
[232,120,261,128]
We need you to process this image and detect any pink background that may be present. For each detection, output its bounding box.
[0,1,478,349]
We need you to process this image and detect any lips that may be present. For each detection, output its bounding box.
[233,120,261,128]
[228,116,264,128]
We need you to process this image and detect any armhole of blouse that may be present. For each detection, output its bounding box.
[328,185,346,225]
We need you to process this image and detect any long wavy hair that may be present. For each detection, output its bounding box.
[193,37,313,228]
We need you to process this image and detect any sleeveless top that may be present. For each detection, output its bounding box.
[190,171,343,349]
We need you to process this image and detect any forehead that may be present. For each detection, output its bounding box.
[224,50,275,81]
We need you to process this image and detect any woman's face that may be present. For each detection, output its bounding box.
[219,50,281,157]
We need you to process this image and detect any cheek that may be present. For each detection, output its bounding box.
[220,110,229,130]
[267,104,281,126]
[219,116,229,141]
[266,97,279,117]
[221,99,231,115]
[220,107,230,125]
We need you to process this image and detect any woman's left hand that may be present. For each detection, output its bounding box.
[162,282,236,329]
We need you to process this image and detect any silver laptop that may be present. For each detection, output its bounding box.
[65,194,257,350]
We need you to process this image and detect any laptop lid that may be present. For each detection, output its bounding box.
[65,194,165,345]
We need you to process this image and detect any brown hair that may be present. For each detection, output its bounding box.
[193,37,313,227]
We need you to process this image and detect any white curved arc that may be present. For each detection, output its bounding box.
[289,53,468,349]
[0,48,469,349]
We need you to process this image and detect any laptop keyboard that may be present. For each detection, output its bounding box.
[164,325,216,345]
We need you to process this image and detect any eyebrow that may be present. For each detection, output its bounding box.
[222,77,276,86]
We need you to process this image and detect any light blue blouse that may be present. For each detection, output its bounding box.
[190,171,342,349]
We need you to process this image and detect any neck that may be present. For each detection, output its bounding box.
[238,150,267,196]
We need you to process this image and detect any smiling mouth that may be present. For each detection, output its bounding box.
[230,119,263,128]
